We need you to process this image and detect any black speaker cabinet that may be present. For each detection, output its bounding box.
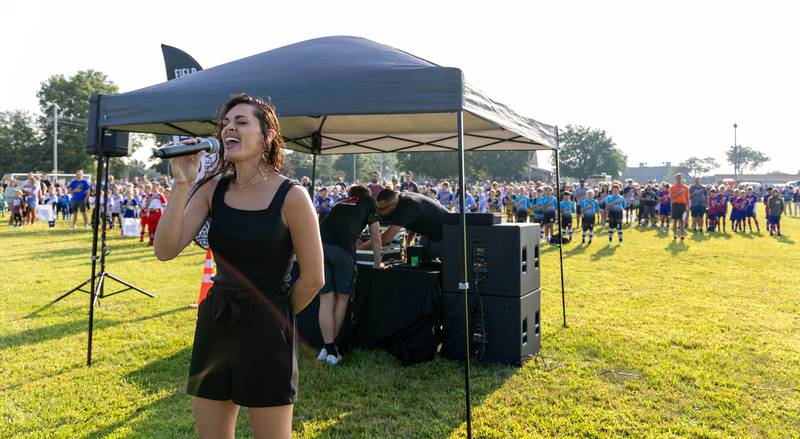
[85,94,131,157]
[442,223,540,297]
[440,289,541,366]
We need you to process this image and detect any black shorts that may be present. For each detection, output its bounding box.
[671,203,687,220]
[690,205,706,217]
[515,209,528,223]
[608,211,623,229]
[320,244,356,295]
[543,211,556,224]
[560,215,572,229]
[70,199,87,213]
[582,216,595,231]
[188,286,297,407]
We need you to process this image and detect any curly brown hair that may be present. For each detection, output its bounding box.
[192,94,285,195]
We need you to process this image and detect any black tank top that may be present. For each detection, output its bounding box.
[208,176,297,296]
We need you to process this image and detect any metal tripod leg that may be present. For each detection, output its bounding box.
[52,275,97,304]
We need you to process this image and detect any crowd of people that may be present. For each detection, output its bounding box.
[4,169,798,246]
[1,171,174,245]
[309,171,799,245]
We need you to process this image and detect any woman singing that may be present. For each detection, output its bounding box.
[154,94,324,438]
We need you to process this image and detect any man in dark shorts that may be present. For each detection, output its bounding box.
[572,179,588,227]
[68,170,91,229]
[669,174,690,241]
[689,177,709,232]
[318,185,383,365]
[365,188,450,259]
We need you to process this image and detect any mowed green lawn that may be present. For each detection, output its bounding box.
[1,209,799,438]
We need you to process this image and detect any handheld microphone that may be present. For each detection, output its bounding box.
[152,137,220,159]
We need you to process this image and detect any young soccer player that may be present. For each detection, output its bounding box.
[10,190,26,227]
[514,187,529,223]
[658,183,671,232]
[767,188,785,236]
[580,189,600,244]
[717,185,730,233]
[605,184,626,246]
[43,186,59,229]
[745,186,760,232]
[706,187,718,232]
[624,184,638,225]
[559,191,576,242]
[109,187,124,230]
[731,189,747,232]
[540,186,557,243]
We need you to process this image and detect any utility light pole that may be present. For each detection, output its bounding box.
[733,123,738,181]
[53,104,59,182]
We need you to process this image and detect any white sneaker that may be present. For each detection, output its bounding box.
[325,353,342,365]
[317,348,328,361]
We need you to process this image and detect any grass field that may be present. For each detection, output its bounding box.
[2,209,799,438]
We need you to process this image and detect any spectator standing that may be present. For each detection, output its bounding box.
[23,175,41,225]
[669,174,689,241]
[68,171,92,229]
[367,171,384,199]
[767,188,785,236]
[689,177,709,233]
[399,171,419,193]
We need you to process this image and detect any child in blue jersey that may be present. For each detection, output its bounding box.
[540,187,557,243]
[658,183,671,232]
[531,188,545,239]
[580,190,600,244]
[513,187,529,223]
[605,184,627,246]
[437,182,456,211]
[58,188,71,220]
[559,192,576,242]
[745,186,760,232]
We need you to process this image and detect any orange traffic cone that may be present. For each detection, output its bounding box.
[189,249,214,309]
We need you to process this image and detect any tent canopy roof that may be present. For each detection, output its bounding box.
[97,36,556,154]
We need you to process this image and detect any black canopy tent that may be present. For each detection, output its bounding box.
[89,36,567,437]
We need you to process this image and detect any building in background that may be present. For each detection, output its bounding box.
[713,173,800,186]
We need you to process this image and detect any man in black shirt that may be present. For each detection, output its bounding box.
[360,189,450,258]
[317,185,382,365]
[399,171,419,193]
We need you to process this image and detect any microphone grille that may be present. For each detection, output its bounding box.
[206,137,220,153]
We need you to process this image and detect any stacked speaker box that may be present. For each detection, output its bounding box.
[440,223,541,366]
[85,93,131,158]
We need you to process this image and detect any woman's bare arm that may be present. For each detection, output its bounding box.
[283,185,324,313]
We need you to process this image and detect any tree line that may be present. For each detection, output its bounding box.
[1,70,775,182]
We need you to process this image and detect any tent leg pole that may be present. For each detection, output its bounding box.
[456,111,472,439]
[310,154,317,197]
[554,129,567,328]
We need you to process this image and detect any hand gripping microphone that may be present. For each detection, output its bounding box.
[152,137,220,159]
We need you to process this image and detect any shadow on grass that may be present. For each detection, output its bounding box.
[82,347,196,439]
[688,231,710,242]
[775,235,795,245]
[666,240,688,255]
[81,344,517,438]
[590,244,620,261]
[3,307,191,352]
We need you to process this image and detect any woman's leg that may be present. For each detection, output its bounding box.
[249,404,293,439]
[193,396,239,439]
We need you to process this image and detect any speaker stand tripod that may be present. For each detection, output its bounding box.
[52,152,156,365]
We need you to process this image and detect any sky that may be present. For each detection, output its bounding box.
[2,0,798,175]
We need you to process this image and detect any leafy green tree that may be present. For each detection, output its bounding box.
[550,125,626,179]
[37,70,118,173]
[725,145,769,179]
[0,110,42,176]
[679,156,720,178]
